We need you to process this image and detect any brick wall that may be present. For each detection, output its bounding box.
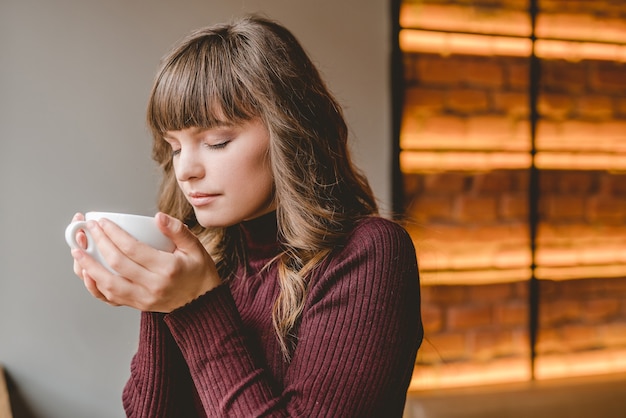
[401,1,626,389]
[405,170,626,388]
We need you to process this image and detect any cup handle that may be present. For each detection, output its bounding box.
[65,221,92,250]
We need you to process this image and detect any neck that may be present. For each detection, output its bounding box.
[239,210,279,258]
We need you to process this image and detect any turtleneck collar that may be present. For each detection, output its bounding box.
[239,210,280,259]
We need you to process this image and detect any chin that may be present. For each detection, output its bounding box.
[194,211,238,229]
[193,203,276,228]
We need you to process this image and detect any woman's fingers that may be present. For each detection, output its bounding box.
[77,219,177,309]
[72,214,221,312]
[86,219,158,280]
[73,249,132,307]
[71,213,88,248]
[82,269,113,304]
[71,213,88,279]
[100,218,179,277]
[155,212,197,254]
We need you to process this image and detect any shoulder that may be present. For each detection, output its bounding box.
[307,215,419,302]
[322,216,417,272]
[345,216,415,252]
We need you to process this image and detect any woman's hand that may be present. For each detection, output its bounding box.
[70,212,87,278]
[69,212,111,301]
[70,212,221,312]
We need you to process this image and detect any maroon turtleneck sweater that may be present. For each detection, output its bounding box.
[122,212,423,417]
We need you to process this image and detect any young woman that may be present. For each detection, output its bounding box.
[70,15,423,417]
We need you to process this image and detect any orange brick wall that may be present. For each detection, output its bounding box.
[539,278,626,354]
[406,170,626,385]
[419,282,529,364]
[401,1,626,387]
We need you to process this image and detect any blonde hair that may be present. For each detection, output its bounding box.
[148,15,378,358]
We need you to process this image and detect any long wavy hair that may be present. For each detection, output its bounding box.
[147,15,378,358]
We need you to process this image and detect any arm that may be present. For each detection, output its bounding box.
[166,286,286,416]
[164,218,423,417]
[122,312,203,418]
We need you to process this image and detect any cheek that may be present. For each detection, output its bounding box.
[239,155,274,197]
[171,158,182,176]
[255,155,274,188]
[236,161,271,189]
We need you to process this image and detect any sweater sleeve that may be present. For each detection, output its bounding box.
[164,286,287,416]
[122,312,203,418]
[129,218,423,417]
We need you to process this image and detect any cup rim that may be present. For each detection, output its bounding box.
[85,211,153,220]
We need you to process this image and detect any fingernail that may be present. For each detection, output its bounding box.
[158,212,170,227]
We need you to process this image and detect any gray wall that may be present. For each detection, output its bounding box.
[0,1,391,416]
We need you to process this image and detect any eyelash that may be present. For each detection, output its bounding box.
[207,141,230,150]
[170,140,230,157]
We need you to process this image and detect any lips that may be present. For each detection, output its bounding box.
[187,192,219,207]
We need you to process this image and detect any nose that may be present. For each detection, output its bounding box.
[175,148,205,182]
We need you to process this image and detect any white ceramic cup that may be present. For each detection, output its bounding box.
[65,211,175,273]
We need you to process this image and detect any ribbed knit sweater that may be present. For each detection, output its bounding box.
[122,212,423,417]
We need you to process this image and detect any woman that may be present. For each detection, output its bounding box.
[70,15,423,417]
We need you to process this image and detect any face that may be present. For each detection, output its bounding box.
[163,118,276,227]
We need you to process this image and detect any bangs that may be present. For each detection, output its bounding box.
[147,34,261,137]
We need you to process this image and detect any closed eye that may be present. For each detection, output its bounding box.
[207,140,230,150]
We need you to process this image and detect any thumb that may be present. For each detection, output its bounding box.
[156,212,199,252]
